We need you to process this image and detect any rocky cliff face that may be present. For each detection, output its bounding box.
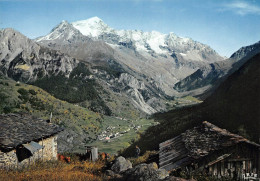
[173,60,231,93]
[89,67,167,115]
[0,28,78,82]
[230,41,260,61]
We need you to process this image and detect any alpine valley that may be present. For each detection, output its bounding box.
[1,17,259,154]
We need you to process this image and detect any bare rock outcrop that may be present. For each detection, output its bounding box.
[0,28,78,82]
[111,156,133,173]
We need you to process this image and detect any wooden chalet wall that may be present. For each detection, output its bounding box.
[159,135,192,171]
[196,143,260,178]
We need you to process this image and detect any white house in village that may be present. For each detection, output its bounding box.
[0,113,63,169]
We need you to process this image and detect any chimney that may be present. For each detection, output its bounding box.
[50,112,52,123]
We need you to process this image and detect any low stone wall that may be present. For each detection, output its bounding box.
[0,135,58,169]
[0,150,17,169]
[40,135,58,160]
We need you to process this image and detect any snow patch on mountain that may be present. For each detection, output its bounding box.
[70,17,223,63]
[37,20,78,42]
[38,16,224,64]
[72,17,113,38]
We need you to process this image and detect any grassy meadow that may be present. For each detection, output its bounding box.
[0,160,108,181]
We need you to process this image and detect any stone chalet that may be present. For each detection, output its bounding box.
[159,121,260,180]
[0,113,63,169]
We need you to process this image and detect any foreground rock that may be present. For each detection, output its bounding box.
[107,157,192,181]
[111,156,132,173]
[121,162,169,181]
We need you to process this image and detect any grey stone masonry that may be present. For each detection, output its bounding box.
[0,136,58,169]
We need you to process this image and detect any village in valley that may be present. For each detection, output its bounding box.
[96,117,159,141]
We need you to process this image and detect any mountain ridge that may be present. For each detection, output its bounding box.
[36,17,225,98]
[174,40,260,97]
[70,17,223,63]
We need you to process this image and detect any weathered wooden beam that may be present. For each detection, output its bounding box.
[207,154,231,166]
[228,158,251,162]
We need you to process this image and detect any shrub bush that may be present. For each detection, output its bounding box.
[29,89,37,95]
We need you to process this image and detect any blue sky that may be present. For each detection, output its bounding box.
[0,0,260,57]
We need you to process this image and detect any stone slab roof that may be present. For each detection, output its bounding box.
[0,113,63,152]
[181,121,260,159]
[159,121,260,171]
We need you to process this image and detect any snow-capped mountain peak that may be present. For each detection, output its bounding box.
[86,16,101,22]
[72,17,113,38]
[69,17,223,61]
[36,20,82,42]
[37,17,224,63]
[50,20,70,32]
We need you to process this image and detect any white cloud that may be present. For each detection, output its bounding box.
[223,1,260,15]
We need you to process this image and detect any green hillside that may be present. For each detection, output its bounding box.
[0,74,155,154]
[0,73,103,138]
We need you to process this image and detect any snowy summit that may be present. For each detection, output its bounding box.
[72,17,113,37]
[38,16,224,63]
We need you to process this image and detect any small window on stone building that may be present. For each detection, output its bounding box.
[16,141,43,162]
[16,146,32,162]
